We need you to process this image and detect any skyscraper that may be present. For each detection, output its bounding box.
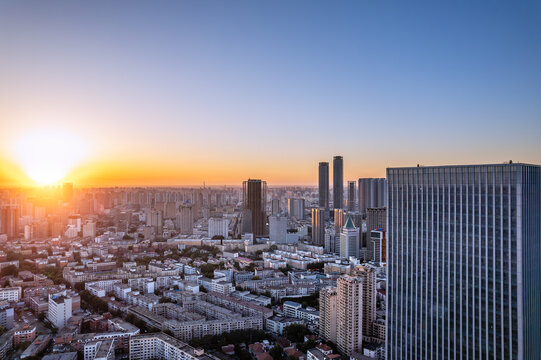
[363,207,386,261]
[319,162,329,209]
[319,287,337,344]
[347,181,356,211]
[320,265,377,356]
[387,163,541,359]
[311,207,325,246]
[334,208,345,232]
[288,198,305,220]
[333,156,343,209]
[336,275,363,356]
[358,178,387,216]
[339,216,359,258]
[242,179,267,236]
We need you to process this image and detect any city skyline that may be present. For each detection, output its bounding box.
[1,1,540,187]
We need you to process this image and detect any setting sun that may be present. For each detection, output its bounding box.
[11,130,88,186]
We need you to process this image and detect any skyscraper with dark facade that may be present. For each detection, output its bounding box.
[347,181,356,211]
[319,162,329,209]
[358,178,386,216]
[311,207,325,246]
[333,156,343,209]
[387,163,541,360]
[242,179,267,236]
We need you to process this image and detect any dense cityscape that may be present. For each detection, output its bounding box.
[0,158,539,360]
[1,1,540,359]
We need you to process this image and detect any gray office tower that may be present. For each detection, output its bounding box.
[347,181,356,211]
[333,156,343,209]
[242,179,267,236]
[387,163,541,360]
[358,178,387,216]
[311,207,325,246]
[319,162,329,209]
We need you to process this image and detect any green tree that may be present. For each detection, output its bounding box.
[270,345,284,360]
[74,282,86,291]
[283,324,309,343]
[297,339,317,353]
[200,263,218,278]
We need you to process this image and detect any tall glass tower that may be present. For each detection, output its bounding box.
[387,163,540,360]
[333,156,343,209]
[242,179,267,236]
[319,162,329,209]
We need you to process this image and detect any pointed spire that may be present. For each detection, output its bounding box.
[344,215,355,229]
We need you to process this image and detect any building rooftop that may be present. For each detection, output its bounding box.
[42,352,78,360]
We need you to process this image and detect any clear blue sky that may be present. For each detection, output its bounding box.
[0,0,540,185]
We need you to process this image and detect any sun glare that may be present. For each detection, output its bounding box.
[12,130,88,186]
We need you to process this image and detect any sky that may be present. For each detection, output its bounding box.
[0,0,540,187]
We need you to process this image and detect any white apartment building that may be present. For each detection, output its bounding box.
[128,278,155,294]
[319,288,337,344]
[84,339,114,360]
[0,287,21,302]
[129,332,220,360]
[48,291,73,329]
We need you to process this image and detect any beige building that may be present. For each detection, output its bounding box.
[319,287,337,344]
[336,275,363,356]
[353,265,376,340]
[319,264,377,356]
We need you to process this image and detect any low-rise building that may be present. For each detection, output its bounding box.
[265,316,304,335]
[129,332,221,360]
[84,338,115,360]
[13,325,37,345]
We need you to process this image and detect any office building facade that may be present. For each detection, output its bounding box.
[311,208,325,246]
[339,216,359,258]
[242,179,267,236]
[358,178,387,216]
[387,163,541,359]
[347,181,356,211]
[319,162,330,209]
[333,156,343,209]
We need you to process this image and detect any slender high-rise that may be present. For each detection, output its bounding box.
[319,162,329,209]
[336,275,363,356]
[333,156,343,209]
[319,287,337,344]
[347,181,356,211]
[387,163,541,360]
[242,179,267,236]
[311,207,325,245]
